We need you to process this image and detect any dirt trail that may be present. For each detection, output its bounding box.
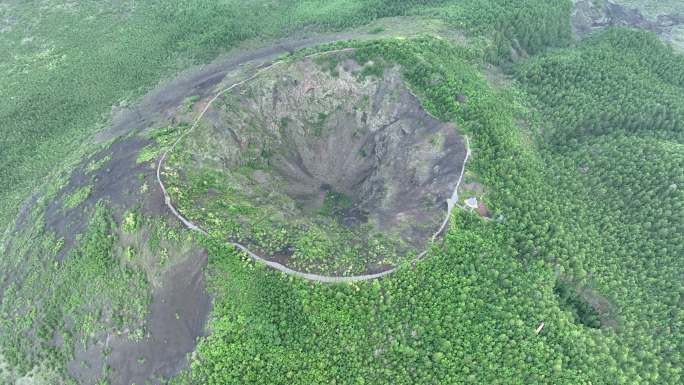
[157,47,472,282]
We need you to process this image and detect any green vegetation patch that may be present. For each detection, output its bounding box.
[319,191,353,218]
[63,185,92,209]
[136,125,184,165]
[136,146,160,164]
[86,155,112,174]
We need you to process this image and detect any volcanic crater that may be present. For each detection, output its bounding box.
[165,51,467,275]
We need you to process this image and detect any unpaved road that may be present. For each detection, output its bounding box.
[156,45,472,283]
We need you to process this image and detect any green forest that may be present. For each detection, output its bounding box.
[0,1,682,384]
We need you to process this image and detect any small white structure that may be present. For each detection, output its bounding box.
[464,197,478,209]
